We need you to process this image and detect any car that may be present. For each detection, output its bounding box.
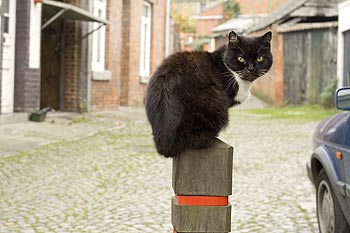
[307,87,350,233]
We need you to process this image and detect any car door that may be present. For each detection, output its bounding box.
[345,134,350,213]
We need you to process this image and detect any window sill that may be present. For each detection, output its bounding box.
[140,75,150,84]
[92,70,111,81]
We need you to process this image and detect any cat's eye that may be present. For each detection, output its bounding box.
[237,57,245,62]
[257,56,264,62]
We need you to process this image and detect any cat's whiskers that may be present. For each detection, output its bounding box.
[221,61,240,91]
[259,72,274,82]
[257,69,275,82]
[226,77,237,91]
[222,73,234,78]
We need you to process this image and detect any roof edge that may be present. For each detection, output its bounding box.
[248,0,310,33]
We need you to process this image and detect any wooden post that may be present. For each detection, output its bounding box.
[172,138,234,233]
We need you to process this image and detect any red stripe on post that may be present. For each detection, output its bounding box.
[176,195,228,206]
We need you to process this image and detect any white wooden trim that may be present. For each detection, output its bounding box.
[139,1,152,83]
[337,1,350,87]
[29,1,42,69]
[1,0,16,113]
[92,0,106,72]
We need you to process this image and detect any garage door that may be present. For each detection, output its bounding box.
[344,30,350,86]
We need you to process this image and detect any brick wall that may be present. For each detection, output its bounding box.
[61,0,81,112]
[236,0,286,14]
[13,0,166,112]
[121,0,166,106]
[251,27,284,106]
[120,0,131,106]
[14,0,41,112]
[91,0,122,111]
[148,0,166,104]
[195,3,224,37]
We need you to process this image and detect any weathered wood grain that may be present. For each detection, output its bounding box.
[172,197,231,233]
[283,28,338,104]
[172,138,234,196]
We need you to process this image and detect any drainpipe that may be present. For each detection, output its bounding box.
[86,0,92,112]
[83,0,93,112]
[165,0,171,57]
[79,0,92,112]
[78,0,93,112]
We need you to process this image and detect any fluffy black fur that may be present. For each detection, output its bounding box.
[145,31,273,157]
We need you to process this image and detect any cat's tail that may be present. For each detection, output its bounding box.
[146,76,185,157]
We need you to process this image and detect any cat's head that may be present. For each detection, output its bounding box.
[223,31,273,82]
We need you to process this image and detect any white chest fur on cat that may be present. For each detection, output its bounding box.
[226,67,252,103]
[235,77,252,103]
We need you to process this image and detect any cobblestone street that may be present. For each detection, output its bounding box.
[0,97,320,233]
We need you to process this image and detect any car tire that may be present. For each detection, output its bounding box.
[316,169,350,233]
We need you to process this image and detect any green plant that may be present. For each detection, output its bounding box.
[171,6,197,33]
[192,36,209,51]
[223,0,240,21]
[234,105,340,122]
[320,79,338,109]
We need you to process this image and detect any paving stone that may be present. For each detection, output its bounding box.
[0,97,319,232]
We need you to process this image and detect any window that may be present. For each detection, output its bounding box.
[3,0,10,34]
[140,1,152,83]
[200,2,207,12]
[92,0,106,71]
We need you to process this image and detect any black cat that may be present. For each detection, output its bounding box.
[145,31,273,157]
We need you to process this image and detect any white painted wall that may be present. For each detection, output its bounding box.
[337,0,350,87]
[92,0,106,72]
[29,1,42,69]
[1,0,16,113]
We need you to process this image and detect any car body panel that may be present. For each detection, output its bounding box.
[309,112,350,225]
[310,146,350,224]
[314,113,350,148]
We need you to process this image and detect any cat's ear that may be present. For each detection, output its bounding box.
[228,31,239,43]
[260,31,272,42]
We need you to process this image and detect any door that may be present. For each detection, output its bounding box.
[1,0,16,113]
[344,30,350,86]
[40,19,62,110]
[345,134,350,217]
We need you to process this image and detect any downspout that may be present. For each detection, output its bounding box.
[86,0,92,112]
[79,0,93,112]
[165,0,171,57]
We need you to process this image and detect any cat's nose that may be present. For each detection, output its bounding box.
[247,64,255,72]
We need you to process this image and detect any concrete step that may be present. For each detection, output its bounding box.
[0,113,28,126]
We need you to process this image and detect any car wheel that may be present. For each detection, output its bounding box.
[316,169,350,233]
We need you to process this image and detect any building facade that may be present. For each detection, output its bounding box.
[120,0,167,106]
[338,0,350,87]
[0,0,168,115]
[249,0,342,105]
[0,0,17,114]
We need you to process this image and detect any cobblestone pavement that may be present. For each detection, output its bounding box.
[0,97,319,232]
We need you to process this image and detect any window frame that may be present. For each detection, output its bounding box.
[139,1,152,83]
[92,0,106,72]
[3,0,10,34]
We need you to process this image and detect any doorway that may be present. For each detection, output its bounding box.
[40,19,63,110]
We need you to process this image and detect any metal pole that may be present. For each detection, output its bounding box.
[41,8,67,30]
